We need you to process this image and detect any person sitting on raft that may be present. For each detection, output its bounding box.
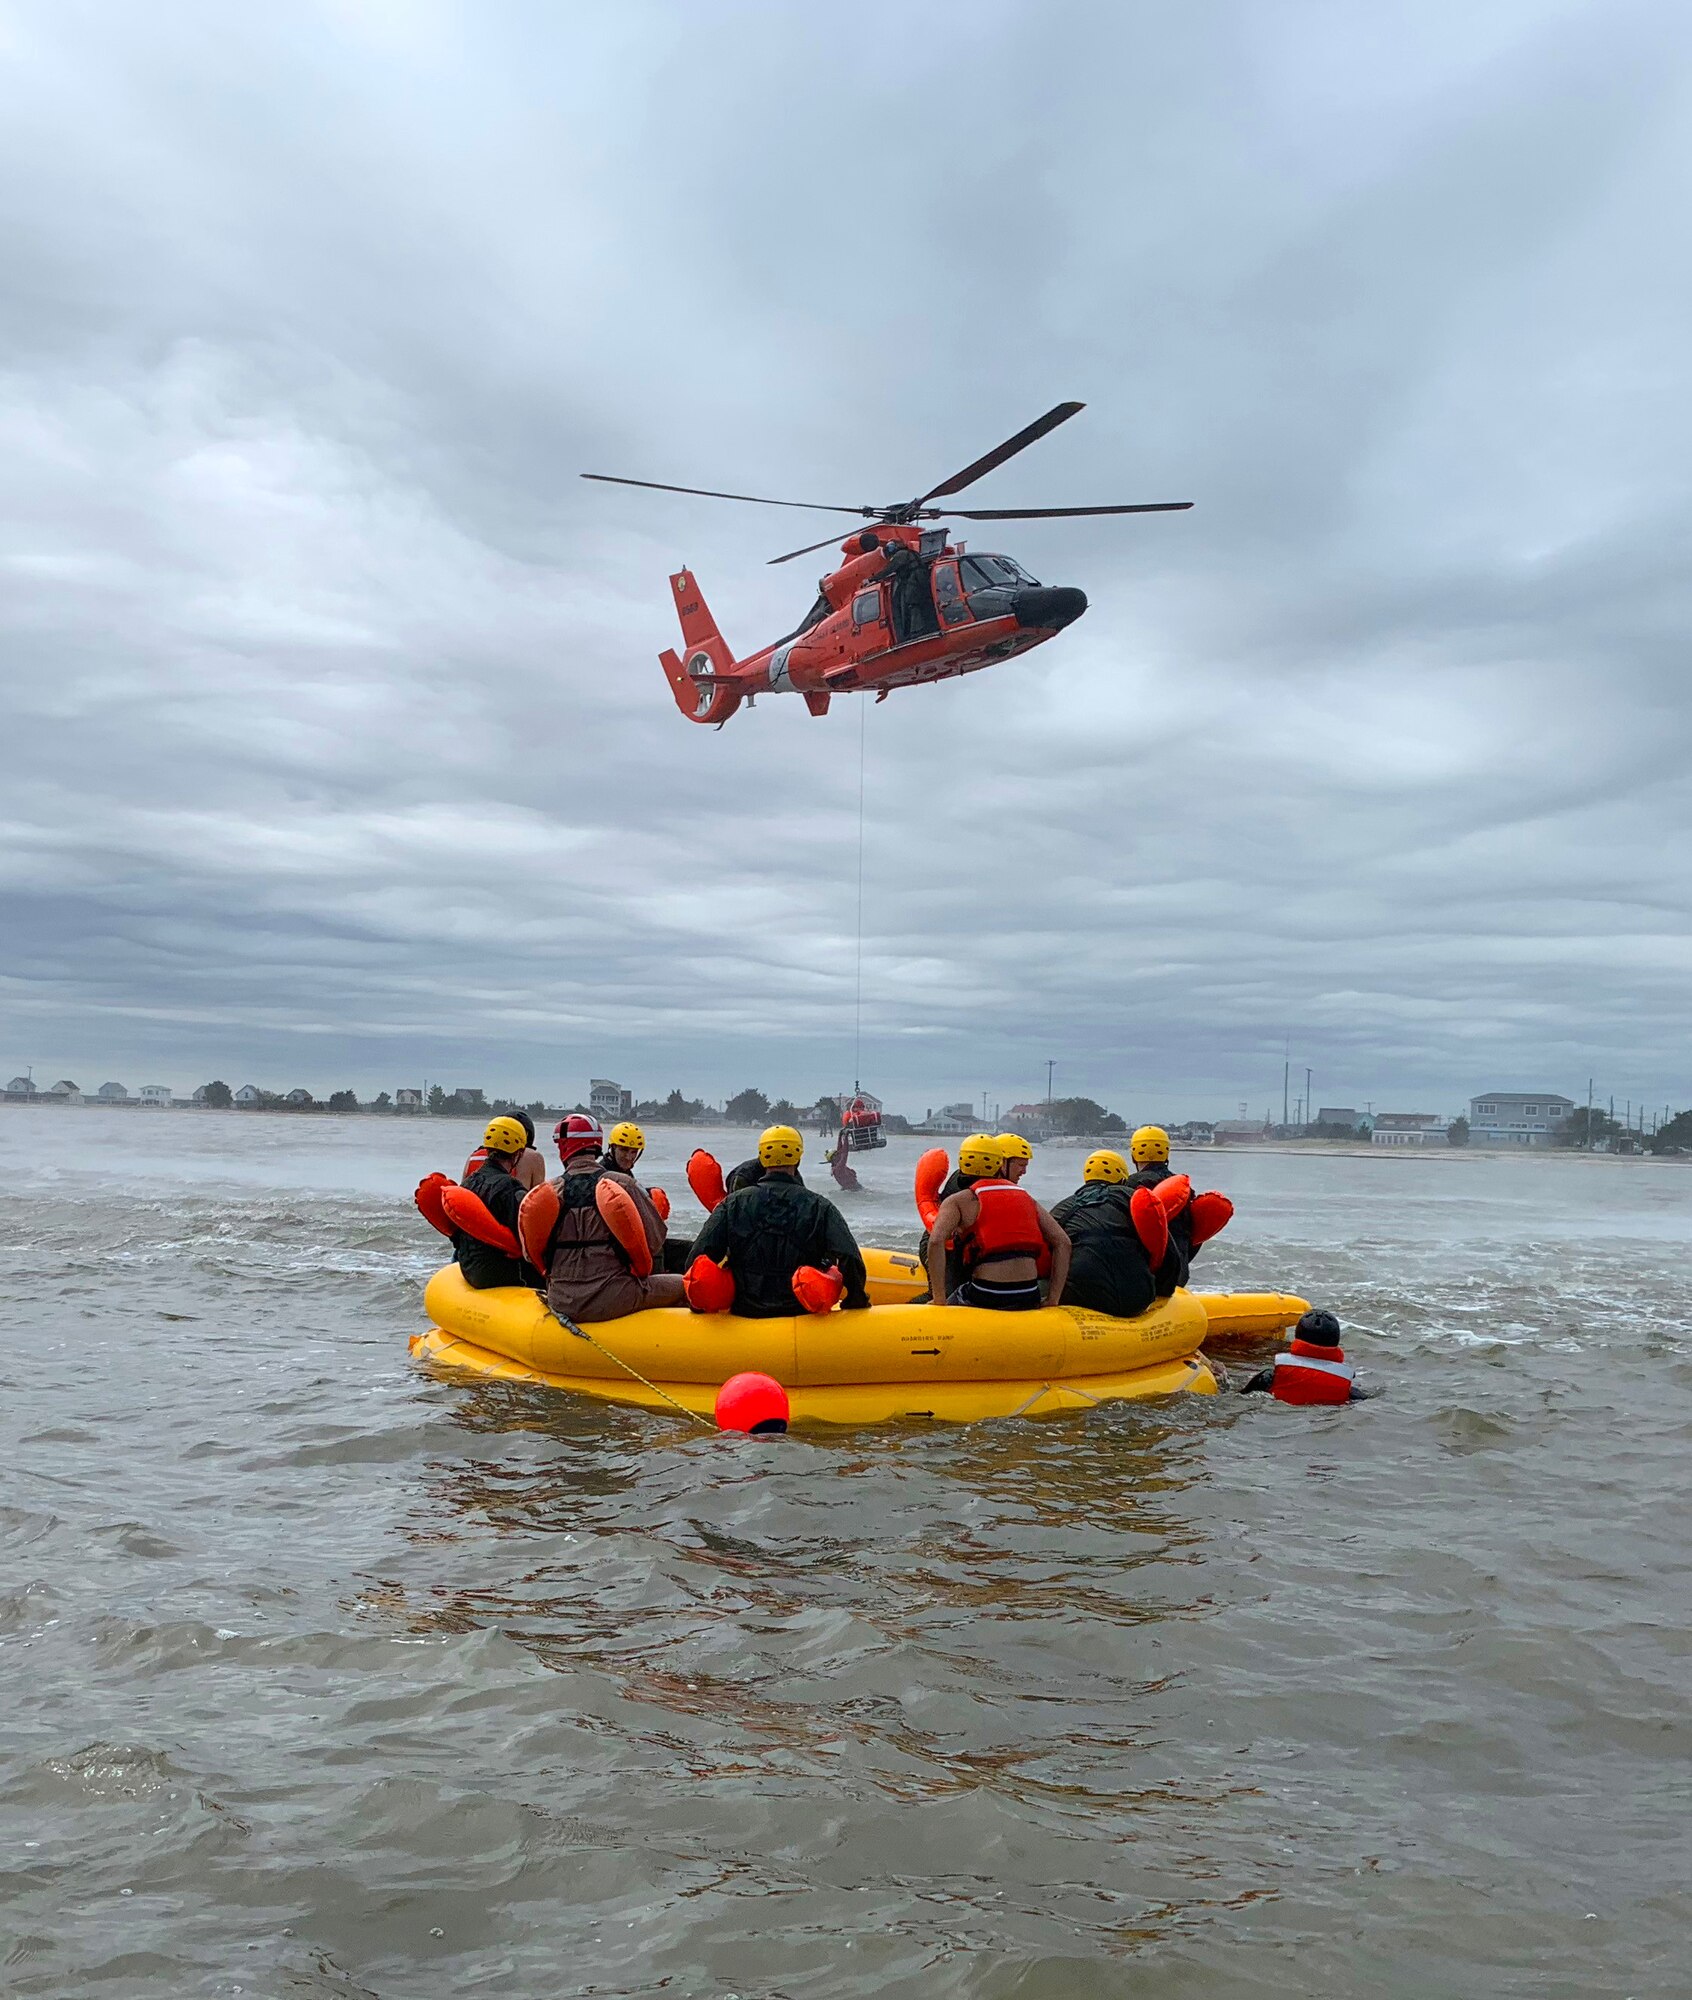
[926,1152,1070,1312]
[916,1131,1008,1300]
[1050,1149,1161,1319]
[994,1132,1033,1182]
[454,1116,542,1290]
[604,1118,692,1272]
[1127,1124,1233,1297]
[1240,1310,1366,1403]
[725,1148,806,1194]
[523,1114,685,1322]
[461,1108,546,1191]
[686,1125,870,1318]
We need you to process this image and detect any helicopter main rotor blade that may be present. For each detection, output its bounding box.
[944,501,1194,519]
[916,401,1085,504]
[581,473,873,516]
[767,526,881,566]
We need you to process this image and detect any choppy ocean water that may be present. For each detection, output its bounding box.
[1,1108,1688,1997]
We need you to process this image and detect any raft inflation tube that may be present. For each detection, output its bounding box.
[411,1263,1220,1426]
[856,1246,1308,1346]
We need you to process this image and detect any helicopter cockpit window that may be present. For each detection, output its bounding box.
[962,554,1035,590]
[852,588,882,627]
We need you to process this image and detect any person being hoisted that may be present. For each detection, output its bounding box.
[1125,1124,1233,1296]
[684,1125,870,1318]
[1050,1149,1165,1319]
[926,1144,1071,1312]
[519,1114,686,1324]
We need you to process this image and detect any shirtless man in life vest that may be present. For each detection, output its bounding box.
[925,1153,1071,1312]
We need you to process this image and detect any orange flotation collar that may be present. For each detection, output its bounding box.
[791,1263,844,1314]
[1188,1190,1234,1248]
[686,1149,727,1213]
[414,1172,454,1237]
[914,1147,948,1231]
[440,1183,520,1258]
[684,1254,736,1313]
[1129,1185,1169,1266]
[1154,1172,1193,1217]
[648,1184,671,1223]
[596,1176,654,1278]
[517,1181,560,1270]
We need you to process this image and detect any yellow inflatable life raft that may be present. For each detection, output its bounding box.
[413,1263,1220,1426]
[857,1246,1309,1342]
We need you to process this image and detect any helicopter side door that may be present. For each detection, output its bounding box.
[931,558,973,628]
[850,582,890,653]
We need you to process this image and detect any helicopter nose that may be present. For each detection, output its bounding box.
[1013,586,1087,630]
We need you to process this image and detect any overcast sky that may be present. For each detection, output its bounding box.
[3,0,1689,1121]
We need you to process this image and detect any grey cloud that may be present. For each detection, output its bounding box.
[2,0,1691,1121]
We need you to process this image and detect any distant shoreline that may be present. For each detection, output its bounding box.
[0,1100,1674,1161]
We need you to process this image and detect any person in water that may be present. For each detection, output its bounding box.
[1050,1149,1160,1319]
[532,1114,685,1322]
[688,1125,870,1318]
[995,1132,1033,1182]
[1240,1310,1366,1403]
[926,1150,1070,1311]
[453,1116,541,1291]
[462,1108,546,1190]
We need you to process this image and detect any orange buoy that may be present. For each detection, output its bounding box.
[1189,1190,1234,1248]
[1154,1172,1193,1217]
[715,1371,789,1434]
[517,1181,561,1270]
[595,1177,654,1277]
[648,1184,671,1223]
[791,1263,844,1314]
[414,1172,454,1237]
[439,1184,520,1257]
[1130,1186,1168,1266]
[686,1149,727,1212]
[914,1147,949,1231]
[684,1254,736,1313]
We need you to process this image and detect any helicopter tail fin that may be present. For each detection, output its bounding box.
[662,570,742,725]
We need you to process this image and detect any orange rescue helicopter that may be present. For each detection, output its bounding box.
[583,401,1191,725]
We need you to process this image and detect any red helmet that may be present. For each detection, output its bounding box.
[554,1113,604,1164]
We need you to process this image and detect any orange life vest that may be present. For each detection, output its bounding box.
[960,1179,1044,1270]
[1271,1337,1356,1406]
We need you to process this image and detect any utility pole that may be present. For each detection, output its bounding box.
[1283,1059,1289,1130]
[1046,1059,1055,1107]
[1306,1068,1312,1129]
[1587,1076,1593,1151]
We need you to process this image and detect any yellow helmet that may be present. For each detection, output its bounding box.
[957,1132,1006,1177]
[1130,1124,1170,1166]
[1084,1149,1130,1184]
[607,1121,645,1153]
[482,1115,529,1156]
[757,1124,804,1168]
[995,1132,1033,1162]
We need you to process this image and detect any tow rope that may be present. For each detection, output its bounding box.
[540,1301,717,1432]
